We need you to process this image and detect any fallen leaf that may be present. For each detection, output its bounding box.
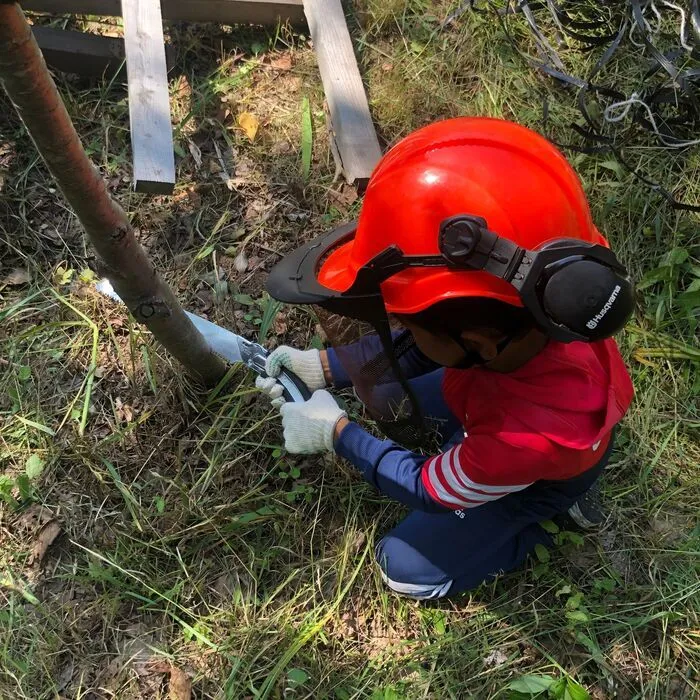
[234,250,249,273]
[228,227,247,245]
[14,504,53,532]
[55,657,75,693]
[328,184,358,209]
[212,140,236,190]
[215,101,232,124]
[29,520,61,566]
[115,398,134,423]
[187,140,203,169]
[271,141,291,156]
[339,611,359,639]
[147,660,170,674]
[2,268,32,286]
[169,666,192,700]
[244,199,274,222]
[483,649,508,668]
[285,211,310,223]
[351,531,366,552]
[25,454,45,480]
[270,53,292,71]
[237,112,259,142]
[273,314,288,336]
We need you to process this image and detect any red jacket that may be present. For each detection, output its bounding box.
[421,338,634,509]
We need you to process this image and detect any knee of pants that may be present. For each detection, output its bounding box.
[375,538,453,600]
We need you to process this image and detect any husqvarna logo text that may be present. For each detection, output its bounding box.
[586,285,622,330]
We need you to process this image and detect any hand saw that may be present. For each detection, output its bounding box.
[95,279,311,403]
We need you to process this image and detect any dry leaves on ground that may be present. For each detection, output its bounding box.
[483,649,509,668]
[149,662,192,700]
[234,250,249,273]
[168,665,192,700]
[1,267,32,287]
[269,54,293,71]
[238,112,260,142]
[29,520,61,566]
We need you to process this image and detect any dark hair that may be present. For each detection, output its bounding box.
[400,297,535,337]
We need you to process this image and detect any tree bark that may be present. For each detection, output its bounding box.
[0,2,227,385]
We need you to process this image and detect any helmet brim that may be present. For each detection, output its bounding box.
[266,223,390,322]
[267,222,526,316]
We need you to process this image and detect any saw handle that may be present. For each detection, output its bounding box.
[277,368,312,403]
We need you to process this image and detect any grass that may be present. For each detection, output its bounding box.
[1,1,699,698]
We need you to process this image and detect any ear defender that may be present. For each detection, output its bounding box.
[438,215,635,342]
[540,259,635,340]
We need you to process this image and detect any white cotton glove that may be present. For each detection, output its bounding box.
[255,376,286,408]
[265,346,326,392]
[279,390,346,454]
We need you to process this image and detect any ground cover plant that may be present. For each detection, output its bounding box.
[0,1,698,698]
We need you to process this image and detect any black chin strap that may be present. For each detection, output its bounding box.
[447,331,515,370]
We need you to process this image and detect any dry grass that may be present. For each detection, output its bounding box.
[0,2,698,699]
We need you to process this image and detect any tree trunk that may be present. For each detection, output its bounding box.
[0,2,227,385]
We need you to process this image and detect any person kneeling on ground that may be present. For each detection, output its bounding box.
[256,118,635,600]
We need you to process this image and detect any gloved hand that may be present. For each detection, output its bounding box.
[255,376,286,408]
[279,390,347,454]
[265,346,326,392]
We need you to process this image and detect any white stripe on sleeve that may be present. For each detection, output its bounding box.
[426,444,533,507]
[425,457,473,507]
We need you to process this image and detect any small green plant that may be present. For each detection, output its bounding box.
[531,521,585,579]
[637,246,700,328]
[285,667,309,694]
[153,496,166,515]
[232,292,282,342]
[0,454,44,509]
[283,482,315,504]
[277,462,301,480]
[507,673,589,699]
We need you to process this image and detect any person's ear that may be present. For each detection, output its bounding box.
[460,330,500,362]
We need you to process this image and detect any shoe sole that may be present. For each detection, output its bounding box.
[567,502,603,530]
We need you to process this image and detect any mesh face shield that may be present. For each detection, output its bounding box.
[319,310,431,448]
[267,224,431,447]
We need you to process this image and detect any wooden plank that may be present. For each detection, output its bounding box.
[33,27,176,79]
[23,0,305,25]
[33,26,126,78]
[303,0,382,185]
[121,0,175,194]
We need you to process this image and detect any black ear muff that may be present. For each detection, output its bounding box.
[541,259,635,341]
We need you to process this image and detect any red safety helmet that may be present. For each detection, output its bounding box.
[317,117,607,314]
[267,117,633,344]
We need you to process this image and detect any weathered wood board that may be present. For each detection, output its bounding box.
[33,26,126,78]
[121,0,175,194]
[303,0,382,186]
[24,0,305,25]
[33,26,176,79]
